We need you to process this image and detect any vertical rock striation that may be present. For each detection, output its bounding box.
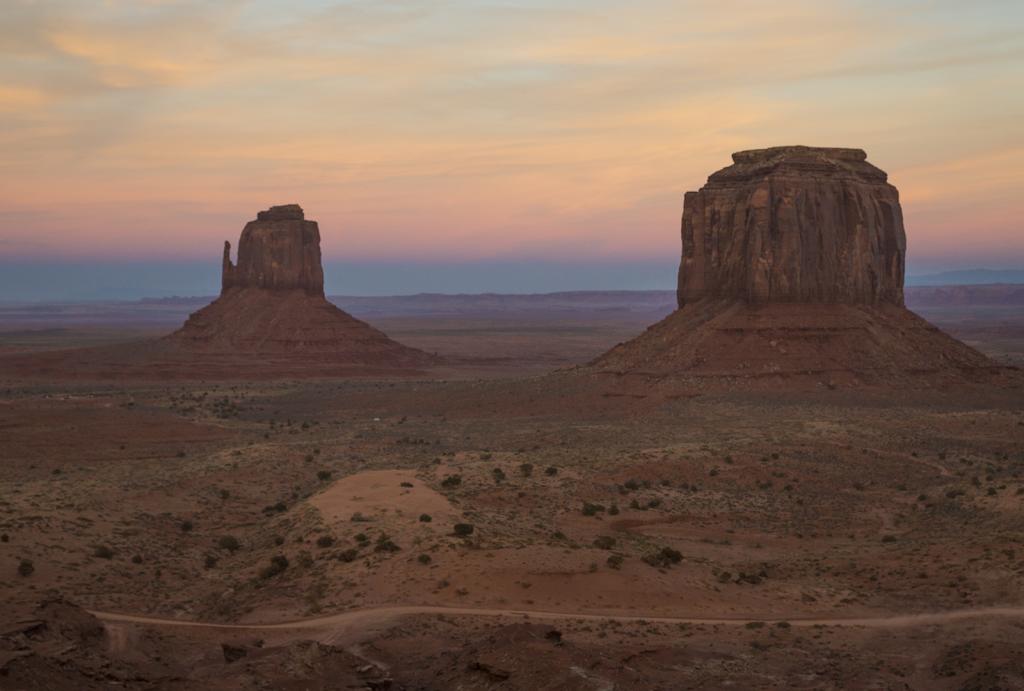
[678,146,905,307]
[221,204,325,295]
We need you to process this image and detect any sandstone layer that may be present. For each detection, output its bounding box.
[592,147,1006,387]
[165,205,435,368]
[678,146,905,307]
[221,203,325,295]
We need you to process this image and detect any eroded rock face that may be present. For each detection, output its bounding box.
[678,146,906,307]
[163,204,436,368]
[222,204,325,296]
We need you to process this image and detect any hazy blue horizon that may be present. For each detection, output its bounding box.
[0,260,679,302]
[2,261,1023,303]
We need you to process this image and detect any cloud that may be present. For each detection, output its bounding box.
[0,0,1021,266]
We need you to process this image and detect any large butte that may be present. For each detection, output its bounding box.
[590,146,1008,387]
[166,204,435,368]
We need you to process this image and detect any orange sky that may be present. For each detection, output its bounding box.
[1,0,1021,269]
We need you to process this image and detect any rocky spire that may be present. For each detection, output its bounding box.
[221,204,325,296]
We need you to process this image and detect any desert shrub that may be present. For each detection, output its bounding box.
[519,463,534,477]
[417,554,432,565]
[492,468,506,483]
[419,514,432,523]
[204,555,218,569]
[0,534,8,543]
[582,502,605,516]
[544,466,558,476]
[274,535,285,546]
[297,551,314,567]
[317,470,332,481]
[338,548,359,562]
[608,504,620,516]
[881,535,897,543]
[17,559,34,577]
[400,481,414,487]
[623,479,640,491]
[94,545,114,560]
[606,554,623,570]
[355,533,369,544]
[131,554,143,564]
[374,534,400,552]
[219,488,230,500]
[259,555,289,579]
[453,523,475,537]
[263,502,287,514]
[351,512,371,522]
[218,535,241,552]
[593,536,616,550]
[642,547,683,568]
[717,571,732,583]
[180,520,193,533]
[316,535,335,548]
[441,474,462,488]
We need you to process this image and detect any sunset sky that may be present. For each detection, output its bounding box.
[1,0,1022,296]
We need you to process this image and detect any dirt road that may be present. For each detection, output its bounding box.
[93,602,1024,637]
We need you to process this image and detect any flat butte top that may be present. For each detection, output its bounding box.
[707,145,890,186]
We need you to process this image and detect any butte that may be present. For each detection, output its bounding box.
[164,204,435,370]
[590,146,1008,388]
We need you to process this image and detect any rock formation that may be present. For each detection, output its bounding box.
[678,146,905,306]
[165,205,435,369]
[591,147,1004,386]
[221,204,325,295]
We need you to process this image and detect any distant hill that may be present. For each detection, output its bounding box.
[4,286,1024,332]
[905,284,1024,307]
[907,269,1024,286]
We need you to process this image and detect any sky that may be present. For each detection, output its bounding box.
[1,0,1022,298]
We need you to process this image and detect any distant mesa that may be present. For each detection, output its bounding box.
[165,204,435,368]
[221,204,325,295]
[591,146,1008,386]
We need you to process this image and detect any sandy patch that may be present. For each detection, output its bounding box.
[310,469,456,526]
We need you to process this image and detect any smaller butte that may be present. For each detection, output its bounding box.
[165,204,435,369]
[590,146,1009,388]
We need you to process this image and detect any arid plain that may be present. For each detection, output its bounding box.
[1,287,1023,690]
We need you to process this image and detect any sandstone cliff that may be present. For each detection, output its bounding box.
[221,204,325,295]
[678,146,905,307]
[591,146,1005,387]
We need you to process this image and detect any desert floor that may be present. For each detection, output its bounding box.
[1,293,1023,689]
